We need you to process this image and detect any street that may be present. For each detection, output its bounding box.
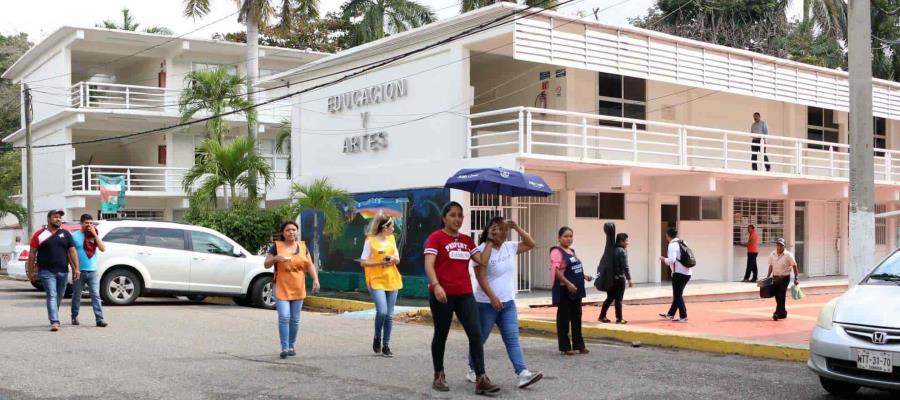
[0,279,892,400]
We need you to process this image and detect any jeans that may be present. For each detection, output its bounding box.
[468,300,527,375]
[751,138,771,171]
[38,269,68,325]
[371,289,398,346]
[430,293,484,375]
[556,293,584,351]
[600,277,626,321]
[71,270,104,322]
[275,299,303,350]
[773,276,790,319]
[666,273,691,319]
[743,253,759,281]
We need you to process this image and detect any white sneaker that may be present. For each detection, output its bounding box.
[517,369,543,389]
[673,317,688,323]
[466,369,477,383]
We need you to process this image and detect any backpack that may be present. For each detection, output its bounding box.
[677,240,696,268]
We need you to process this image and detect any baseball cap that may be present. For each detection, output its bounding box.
[774,238,786,246]
[46,209,65,218]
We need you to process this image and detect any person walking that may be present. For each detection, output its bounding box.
[359,213,403,357]
[27,210,80,331]
[599,233,633,324]
[424,201,500,395]
[263,221,320,359]
[70,214,108,327]
[467,217,543,389]
[658,228,691,323]
[750,112,771,172]
[550,226,593,356]
[767,238,800,321]
[741,225,760,283]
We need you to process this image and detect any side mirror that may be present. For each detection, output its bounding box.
[233,249,245,258]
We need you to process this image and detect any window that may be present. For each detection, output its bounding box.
[191,62,237,76]
[258,138,289,176]
[807,107,840,150]
[876,204,887,245]
[144,228,187,251]
[733,199,784,245]
[679,197,722,221]
[158,145,167,165]
[190,231,235,256]
[103,227,144,245]
[98,210,165,221]
[875,117,887,157]
[597,72,646,129]
[576,192,624,219]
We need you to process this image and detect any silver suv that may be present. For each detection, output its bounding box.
[91,220,275,309]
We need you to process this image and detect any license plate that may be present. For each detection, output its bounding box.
[856,349,894,373]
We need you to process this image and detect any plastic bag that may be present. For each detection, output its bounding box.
[791,284,805,300]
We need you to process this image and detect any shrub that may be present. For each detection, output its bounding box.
[186,203,296,255]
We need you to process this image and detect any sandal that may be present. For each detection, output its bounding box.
[598,317,611,323]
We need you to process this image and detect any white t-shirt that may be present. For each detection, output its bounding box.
[472,241,519,303]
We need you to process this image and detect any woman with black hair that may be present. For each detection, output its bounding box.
[599,232,633,324]
[423,201,500,395]
[550,226,593,355]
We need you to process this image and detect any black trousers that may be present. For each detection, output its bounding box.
[429,293,485,375]
[743,253,759,281]
[666,273,691,319]
[751,138,771,171]
[556,294,584,351]
[773,276,790,319]
[600,277,626,321]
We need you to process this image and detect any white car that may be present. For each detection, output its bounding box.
[5,244,31,283]
[85,220,273,309]
[809,249,900,395]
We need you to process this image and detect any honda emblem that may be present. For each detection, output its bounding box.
[872,331,888,345]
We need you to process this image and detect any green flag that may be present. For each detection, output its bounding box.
[99,175,126,213]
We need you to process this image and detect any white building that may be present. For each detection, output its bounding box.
[259,3,900,290]
[2,27,326,226]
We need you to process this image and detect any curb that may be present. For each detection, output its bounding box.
[206,295,376,312]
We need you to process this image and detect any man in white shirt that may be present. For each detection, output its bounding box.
[767,238,799,321]
[750,112,771,172]
[658,228,691,322]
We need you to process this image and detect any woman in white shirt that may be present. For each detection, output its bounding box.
[467,217,544,389]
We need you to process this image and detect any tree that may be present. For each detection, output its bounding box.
[212,13,354,54]
[461,0,559,13]
[182,136,274,210]
[342,0,437,45]
[179,66,255,143]
[0,33,30,228]
[289,178,354,267]
[97,8,173,35]
[274,118,291,176]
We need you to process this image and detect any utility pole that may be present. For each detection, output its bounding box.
[24,83,34,241]
[848,0,874,286]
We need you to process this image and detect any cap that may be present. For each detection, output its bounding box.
[774,238,786,246]
[46,209,65,218]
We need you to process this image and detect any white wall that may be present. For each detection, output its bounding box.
[25,49,70,124]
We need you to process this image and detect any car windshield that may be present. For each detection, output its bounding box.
[867,251,900,282]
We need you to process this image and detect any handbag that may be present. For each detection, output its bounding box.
[757,277,775,299]
[791,284,805,300]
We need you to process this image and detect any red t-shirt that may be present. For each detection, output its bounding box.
[747,231,759,253]
[423,230,480,296]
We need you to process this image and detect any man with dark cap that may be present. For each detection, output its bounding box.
[767,238,799,321]
[27,210,79,331]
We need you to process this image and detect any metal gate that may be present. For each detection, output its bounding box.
[469,192,559,292]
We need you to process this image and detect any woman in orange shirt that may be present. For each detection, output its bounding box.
[359,213,403,357]
[264,221,320,359]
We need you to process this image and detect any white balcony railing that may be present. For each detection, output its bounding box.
[71,165,188,193]
[468,107,900,183]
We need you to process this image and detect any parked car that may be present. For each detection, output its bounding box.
[5,244,30,282]
[809,249,900,395]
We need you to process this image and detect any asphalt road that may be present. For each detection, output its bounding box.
[0,279,893,400]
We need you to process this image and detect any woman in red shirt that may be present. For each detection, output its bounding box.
[424,201,500,395]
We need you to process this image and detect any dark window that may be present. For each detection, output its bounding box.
[598,72,646,130]
[702,197,722,220]
[575,193,599,218]
[597,100,623,128]
[624,103,647,130]
[824,109,838,129]
[807,107,840,150]
[190,231,234,256]
[103,227,144,245]
[157,145,167,165]
[680,196,701,221]
[808,107,823,126]
[875,117,887,157]
[144,228,187,251]
[623,76,646,102]
[598,192,625,220]
[598,72,621,98]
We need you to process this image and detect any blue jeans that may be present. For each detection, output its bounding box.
[371,290,398,346]
[275,299,303,350]
[71,270,104,322]
[468,300,527,375]
[38,269,68,325]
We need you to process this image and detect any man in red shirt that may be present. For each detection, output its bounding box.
[741,225,759,282]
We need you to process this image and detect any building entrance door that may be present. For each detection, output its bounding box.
[807,201,841,276]
[661,204,678,282]
[794,201,806,274]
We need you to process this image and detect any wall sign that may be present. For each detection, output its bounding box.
[343,132,388,154]
[328,79,408,113]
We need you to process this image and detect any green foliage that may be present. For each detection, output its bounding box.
[182,136,275,209]
[213,13,354,53]
[0,32,29,226]
[290,178,354,267]
[97,8,173,35]
[342,0,436,46]
[186,202,295,255]
[462,0,559,13]
[179,67,255,142]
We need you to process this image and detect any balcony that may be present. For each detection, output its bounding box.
[71,165,187,195]
[467,107,900,184]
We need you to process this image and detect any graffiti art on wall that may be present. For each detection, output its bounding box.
[300,187,450,276]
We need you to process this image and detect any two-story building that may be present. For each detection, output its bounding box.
[2,26,326,225]
[259,2,900,291]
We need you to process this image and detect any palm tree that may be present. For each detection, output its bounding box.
[179,66,255,143]
[182,136,275,209]
[97,8,173,35]
[342,0,436,45]
[289,178,354,267]
[461,0,559,13]
[0,194,26,228]
[799,0,847,44]
[274,118,291,177]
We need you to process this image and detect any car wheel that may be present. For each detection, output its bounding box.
[101,269,142,306]
[30,280,43,291]
[232,296,252,307]
[186,294,207,302]
[251,275,276,310]
[819,376,860,396]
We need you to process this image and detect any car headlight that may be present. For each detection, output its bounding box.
[816,297,841,330]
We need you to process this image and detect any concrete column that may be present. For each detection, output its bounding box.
[648,192,662,284]
[840,199,851,276]
[724,195,735,281]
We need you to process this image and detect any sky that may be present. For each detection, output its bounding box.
[1,0,805,44]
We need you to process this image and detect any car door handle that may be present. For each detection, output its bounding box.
[192,257,206,261]
[137,251,153,256]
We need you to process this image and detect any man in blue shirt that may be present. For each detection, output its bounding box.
[70,214,108,327]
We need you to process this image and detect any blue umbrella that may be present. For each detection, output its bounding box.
[444,167,552,197]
